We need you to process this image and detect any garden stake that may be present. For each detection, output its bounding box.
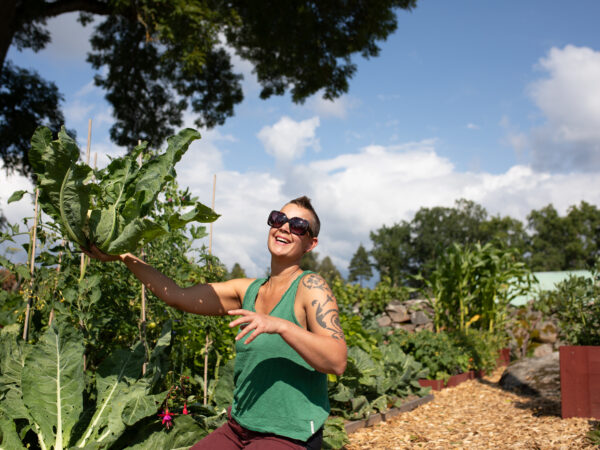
[204,174,217,405]
[137,143,149,375]
[22,188,39,341]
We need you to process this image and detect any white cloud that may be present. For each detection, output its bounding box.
[467,123,480,130]
[305,95,356,119]
[4,139,600,279]
[523,45,600,172]
[257,116,320,164]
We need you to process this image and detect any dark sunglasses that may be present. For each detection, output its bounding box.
[267,210,313,237]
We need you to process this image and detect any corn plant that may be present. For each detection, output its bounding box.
[417,242,533,335]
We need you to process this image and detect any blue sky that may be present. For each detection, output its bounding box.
[3,1,600,278]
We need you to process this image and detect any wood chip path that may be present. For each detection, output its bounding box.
[345,367,598,449]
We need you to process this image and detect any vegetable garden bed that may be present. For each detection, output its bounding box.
[345,367,597,449]
[344,394,434,434]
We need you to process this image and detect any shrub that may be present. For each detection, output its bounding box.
[534,261,600,346]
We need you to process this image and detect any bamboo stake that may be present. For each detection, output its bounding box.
[204,174,217,405]
[23,188,40,341]
[208,174,216,255]
[136,141,149,375]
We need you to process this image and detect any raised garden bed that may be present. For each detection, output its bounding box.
[344,394,434,434]
[560,345,600,419]
[417,348,511,391]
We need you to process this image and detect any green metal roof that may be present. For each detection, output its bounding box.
[510,270,593,306]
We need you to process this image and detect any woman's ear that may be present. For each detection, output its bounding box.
[304,236,318,254]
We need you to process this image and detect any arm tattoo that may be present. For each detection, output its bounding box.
[311,298,345,340]
[302,274,329,291]
[303,275,345,340]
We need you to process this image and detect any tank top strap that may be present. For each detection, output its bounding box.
[241,277,268,310]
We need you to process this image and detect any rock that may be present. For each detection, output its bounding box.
[499,352,560,401]
[536,320,558,343]
[376,315,392,328]
[533,343,553,358]
[396,323,416,333]
[386,304,410,323]
[415,322,434,332]
[410,310,431,326]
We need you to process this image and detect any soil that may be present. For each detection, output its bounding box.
[345,367,598,449]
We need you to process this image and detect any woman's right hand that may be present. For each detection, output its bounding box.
[81,244,122,263]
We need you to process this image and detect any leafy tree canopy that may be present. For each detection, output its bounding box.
[1,0,418,176]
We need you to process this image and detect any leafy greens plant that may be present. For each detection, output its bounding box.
[27,126,218,254]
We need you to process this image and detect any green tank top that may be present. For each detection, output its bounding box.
[230,271,330,441]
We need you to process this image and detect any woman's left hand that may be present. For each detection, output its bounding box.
[228,309,286,344]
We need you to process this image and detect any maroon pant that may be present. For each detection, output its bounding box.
[190,408,322,449]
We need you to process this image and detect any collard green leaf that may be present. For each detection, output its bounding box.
[103,218,166,255]
[21,322,84,450]
[121,129,201,221]
[0,410,27,450]
[76,343,146,448]
[167,203,219,231]
[7,190,27,204]
[29,126,217,255]
[29,126,80,224]
[120,388,162,426]
[59,163,92,248]
[322,417,349,450]
[0,325,29,421]
[212,359,235,410]
[124,414,206,450]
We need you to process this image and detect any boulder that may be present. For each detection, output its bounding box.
[499,352,560,401]
[376,315,392,328]
[396,323,416,333]
[415,322,434,332]
[536,320,558,344]
[386,304,410,323]
[410,310,431,326]
[533,343,554,358]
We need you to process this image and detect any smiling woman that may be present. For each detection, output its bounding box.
[83,195,347,449]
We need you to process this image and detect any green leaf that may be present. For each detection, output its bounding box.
[0,325,29,421]
[167,202,219,230]
[121,387,162,426]
[125,414,206,450]
[76,343,145,448]
[21,321,84,450]
[7,190,27,204]
[0,410,27,450]
[322,417,349,449]
[212,359,234,410]
[29,126,80,224]
[121,128,201,221]
[59,163,92,249]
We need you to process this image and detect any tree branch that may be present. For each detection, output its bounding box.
[40,0,111,19]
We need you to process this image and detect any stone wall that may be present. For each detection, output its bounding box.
[375,299,435,333]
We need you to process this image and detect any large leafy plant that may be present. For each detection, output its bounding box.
[27,126,218,254]
[0,320,210,449]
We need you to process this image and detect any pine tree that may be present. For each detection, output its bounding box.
[348,243,373,285]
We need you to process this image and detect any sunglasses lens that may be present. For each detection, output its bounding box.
[289,218,310,236]
[268,210,287,228]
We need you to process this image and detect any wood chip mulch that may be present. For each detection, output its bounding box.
[345,367,598,449]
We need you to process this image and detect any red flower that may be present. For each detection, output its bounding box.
[158,409,174,429]
[182,403,188,415]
